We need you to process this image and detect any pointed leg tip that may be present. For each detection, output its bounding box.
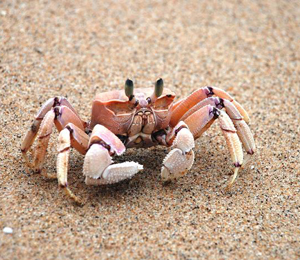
[40,169,57,179]
[225,167,240,191]
[73,199,84,207]
[225,182,234,192]
[162,179,172,186]
[22,152,35,169]
[62,186,83,206]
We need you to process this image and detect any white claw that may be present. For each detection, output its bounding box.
[84,142,143,185]
[161,148,194,181]
[86,162,143,185]
[102,162,143,184]
[172,128,195,153]
[83,144,112,179]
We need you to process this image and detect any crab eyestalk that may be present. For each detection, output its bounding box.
[150,78,164,102]
[125,79,136,103]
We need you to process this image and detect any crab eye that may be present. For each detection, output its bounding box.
[155,78,164,98]
[125,79,134,98]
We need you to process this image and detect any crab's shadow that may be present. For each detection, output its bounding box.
[66,146,170,204]
[41,134,248,206]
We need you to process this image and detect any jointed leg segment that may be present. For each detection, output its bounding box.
[56,124,89,204]
[22,110,56,171]
[170,86,250,127]
[21,97,89,203]
[168,86,255,188]
[21,97,86,173]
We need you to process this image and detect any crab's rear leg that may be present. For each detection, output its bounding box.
[22,105,86,176]
[170,86,250,127]
[183,105,244,188]
[163,104,248,188]
[21,97,86,170]
[83,125,143,185]
[21,97,84,154]
[179,97,255,156]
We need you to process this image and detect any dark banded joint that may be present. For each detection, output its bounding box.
[210,107,220,119]
[89,140,113,155]
[234,162,242,167]
[53,97,60,107]
[54,107,61,118]
[66,125,74,134]
[59,183,68,188]
[31,123,38,133]
[216,98,225,109]
[247,149,254,155]
[174,125,187,135]
[207,86,214,97]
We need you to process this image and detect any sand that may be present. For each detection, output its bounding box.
[1,0,300,259]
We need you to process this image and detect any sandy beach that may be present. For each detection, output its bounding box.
[1,0,300,259]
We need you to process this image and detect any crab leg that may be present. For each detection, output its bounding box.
[179,97,255,155]
[22,103,86,175]
[21,97,85,154]
[57,123,89,204]
[161,122,195,181]
[221,99,255,155]
[21,97,86,167]
[83,125,143,185]
[170,86,249,127]
[32,110,56,172]
[21,97,59,156]
[183,105,244,188]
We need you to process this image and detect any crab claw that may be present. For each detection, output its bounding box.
[162,123,195,181]
[85,162,143,185]
[83,143,143,185]
[161,149,195,181]
[83,144,113,179]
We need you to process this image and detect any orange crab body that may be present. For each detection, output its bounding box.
[90,87,175,148]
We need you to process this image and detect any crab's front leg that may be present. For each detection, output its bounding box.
[161,122,195,181]
[83,125,143,185]
[56,123,89,204]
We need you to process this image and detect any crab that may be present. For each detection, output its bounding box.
[21,79,255,203]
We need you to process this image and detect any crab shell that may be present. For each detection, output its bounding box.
[90,88,176,148]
